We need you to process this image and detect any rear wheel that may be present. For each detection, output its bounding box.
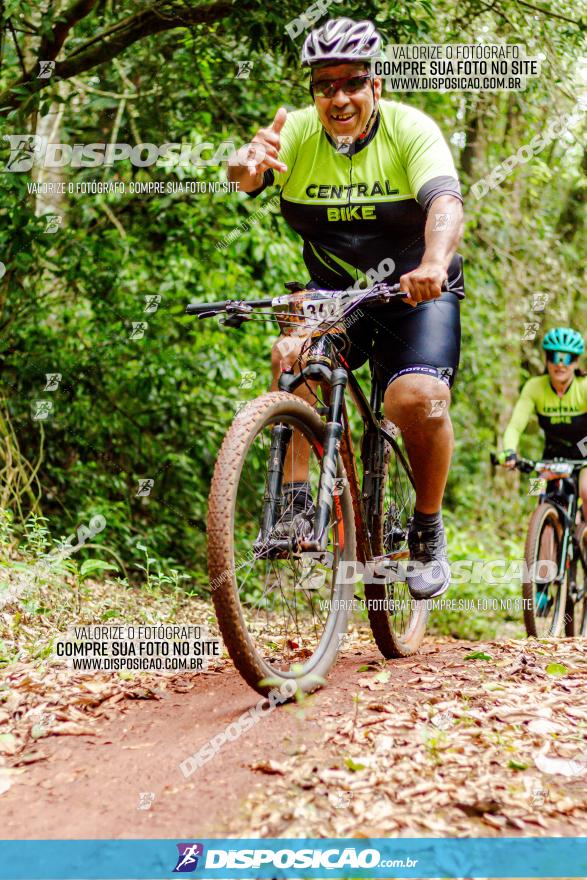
[365,427,430,657]
[523,503,567,637]
[565,522,587,637]
[207,392,356,696]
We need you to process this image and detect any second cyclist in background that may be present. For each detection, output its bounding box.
[500,327,587,511]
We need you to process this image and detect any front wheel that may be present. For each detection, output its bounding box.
[523,502,567,637]
[207,392,356,696]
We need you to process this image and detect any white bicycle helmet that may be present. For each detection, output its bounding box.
[301,18,382,68]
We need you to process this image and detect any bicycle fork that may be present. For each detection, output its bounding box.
[263,360,348,555]
[257,423,293,550]
[309,367,347,551]
[543,494,575,585]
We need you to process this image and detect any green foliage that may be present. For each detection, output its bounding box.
[0,0,584,639]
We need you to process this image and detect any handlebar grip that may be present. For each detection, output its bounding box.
[380,280,449,298]
[185,302,223,315]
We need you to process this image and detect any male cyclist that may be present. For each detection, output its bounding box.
[228,18,465,599]
[500,328,587,510]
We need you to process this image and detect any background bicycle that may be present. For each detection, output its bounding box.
[492,454,587,638]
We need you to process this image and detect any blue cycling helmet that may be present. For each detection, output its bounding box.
[542,327,584,356]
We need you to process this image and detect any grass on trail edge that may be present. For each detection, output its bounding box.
[0,521,524,677]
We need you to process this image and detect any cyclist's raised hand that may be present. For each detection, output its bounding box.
[228,108,288,192]
[248,107,288,175]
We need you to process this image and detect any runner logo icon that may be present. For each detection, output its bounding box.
[173,843,204,872]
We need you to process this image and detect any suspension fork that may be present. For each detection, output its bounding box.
[543,487,576,583]
[310,367,348,549]
[258,423,293,543]
[339,403,370,563]
[361,373,386,549]
[277,333,350,552]
[556,495,575,583]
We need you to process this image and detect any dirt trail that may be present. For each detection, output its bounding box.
[2,635,587,838]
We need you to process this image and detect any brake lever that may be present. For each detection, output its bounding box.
[222,314,252,328]
[372,280,449,302]
[220,301,254,328]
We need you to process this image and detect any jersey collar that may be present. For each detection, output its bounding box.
[324,110,381,157]
[549,375,575,397]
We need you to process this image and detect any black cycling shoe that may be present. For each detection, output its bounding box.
[406,517,451,599]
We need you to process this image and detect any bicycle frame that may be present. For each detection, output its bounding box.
[276,331,414,562]
[186,280,416,562]
[542,473,582,586]
[186,281,435,685]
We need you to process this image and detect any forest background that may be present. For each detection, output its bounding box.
[0,0,585,640]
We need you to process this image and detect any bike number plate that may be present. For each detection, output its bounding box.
[536,462,573,478]
[302,298,343,324]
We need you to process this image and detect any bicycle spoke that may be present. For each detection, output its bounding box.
[366,426,429,657]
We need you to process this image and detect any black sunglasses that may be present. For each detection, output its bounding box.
[310,73,372,99]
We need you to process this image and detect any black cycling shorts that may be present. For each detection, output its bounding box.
[340,290,461,390]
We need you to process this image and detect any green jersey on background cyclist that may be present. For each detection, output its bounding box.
[228,18,466,599]
[500,328,587,510]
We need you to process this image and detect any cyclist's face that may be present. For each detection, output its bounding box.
[546,354,577,383]
[311,63,381,143]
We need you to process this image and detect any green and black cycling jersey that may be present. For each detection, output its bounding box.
[503,374,587,459]
[250,98,464,292]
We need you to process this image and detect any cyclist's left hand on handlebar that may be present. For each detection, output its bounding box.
[496,449,517,468]
[399,262,447,307]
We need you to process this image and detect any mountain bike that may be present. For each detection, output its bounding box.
[492,454,587,638]
[186,281,431,696]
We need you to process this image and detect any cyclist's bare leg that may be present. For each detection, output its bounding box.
[579,468,587,518]
[271,335,316,482]
[383,373,453,514]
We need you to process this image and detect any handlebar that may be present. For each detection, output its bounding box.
[490,452,586,474]
[490,452,535,473]
[185,296,273,317]
[185,282,409,319]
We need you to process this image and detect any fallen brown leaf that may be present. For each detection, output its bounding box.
[49,722,96,737]
[455,798,502,816]
[250,760,286,775]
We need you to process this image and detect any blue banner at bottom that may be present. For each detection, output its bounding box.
[0,837,586,879]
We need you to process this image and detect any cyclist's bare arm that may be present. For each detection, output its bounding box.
[228,107,288,193]
[423,194,464,266]
[400,195,464,305]
[501,384,537,466]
